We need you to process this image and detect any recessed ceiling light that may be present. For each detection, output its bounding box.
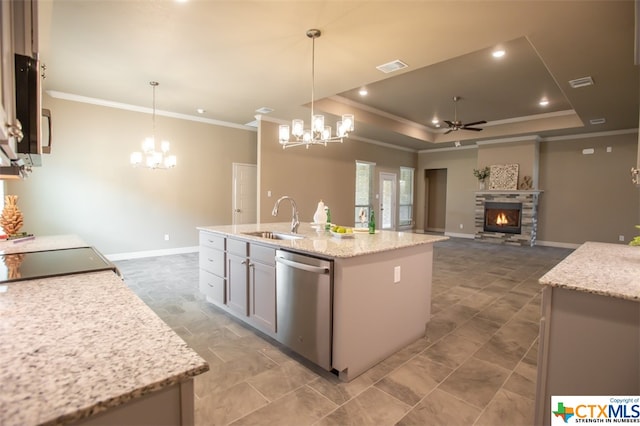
[539,99,549,107]
[376,59,408,74]
[255,106,274,114]
[196,108,206,114]
[359,88,368,96]
[492,49,505,58]
[568,76,594,88]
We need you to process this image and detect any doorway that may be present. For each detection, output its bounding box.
[424,168,447,232]
[379,172,396,230]
[232,163,257,225]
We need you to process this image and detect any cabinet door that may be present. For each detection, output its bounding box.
[249,260,276,334]
[199,246,225,277]
[199,269,225,305]
[227,252,248,316]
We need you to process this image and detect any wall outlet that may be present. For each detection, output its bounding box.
[619,235,624,242]
[164,234,170,241]
[606,146,612,153]
[394,266,401,283]
[459,223,464,229]
[267,190,272,197]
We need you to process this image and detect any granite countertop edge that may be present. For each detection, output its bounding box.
[539,241,640,303]
[197,223,448,258]
[49,363,209,426]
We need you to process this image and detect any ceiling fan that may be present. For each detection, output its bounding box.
[443,96,487,135]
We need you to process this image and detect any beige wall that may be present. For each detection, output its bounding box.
[416,147,478,235]
[5,96,636,256]
[538,132,638,244]
[258,119,417,228]
[477,138,539,189]
[416,132,639,245]
[5,95,256,255]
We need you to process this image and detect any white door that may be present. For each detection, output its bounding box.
[232,163,257,225]
[379,172,396,230]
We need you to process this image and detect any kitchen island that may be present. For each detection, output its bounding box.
[197,222,447,381]
[534,242,640,425]
[0,236,208,426]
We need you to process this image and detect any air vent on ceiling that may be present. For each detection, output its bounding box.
[589,118,606,125]
[376,59,408,74]
[568,76,594,88]
[244,120,258,128]
[255,106,274,114]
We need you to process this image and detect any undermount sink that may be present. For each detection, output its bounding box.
[242,231,304,240]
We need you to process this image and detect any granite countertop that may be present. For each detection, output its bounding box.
[0,235,208,425]
[0,234,88,255]
[539,241,640,302]
[198,222,448,258]
[0,270,209,426]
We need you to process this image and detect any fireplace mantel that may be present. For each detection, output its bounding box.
[475,190,544,195]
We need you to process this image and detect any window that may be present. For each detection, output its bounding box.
[354,161,375,228]
[399,167,414,227]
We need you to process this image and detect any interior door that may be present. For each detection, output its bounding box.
[379,172,396,230]
[232,163,257,225]
[424,168,447,232]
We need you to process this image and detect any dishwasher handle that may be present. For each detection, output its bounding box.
[275,255,330,274]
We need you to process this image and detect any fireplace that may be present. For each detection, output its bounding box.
[484,202,522,234]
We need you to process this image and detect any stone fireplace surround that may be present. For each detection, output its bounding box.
[475,190,542,246]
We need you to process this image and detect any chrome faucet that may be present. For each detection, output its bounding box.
[272,196,300,233]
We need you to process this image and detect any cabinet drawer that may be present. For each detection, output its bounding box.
[199,270,225,304]
[249,243,276,266]
[199,231,225,251]
[227,238,248,256]
[199,246,225,276]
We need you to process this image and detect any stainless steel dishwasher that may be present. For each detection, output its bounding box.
[275,249,333,371]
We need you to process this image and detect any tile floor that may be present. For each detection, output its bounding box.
[115,237,572,426]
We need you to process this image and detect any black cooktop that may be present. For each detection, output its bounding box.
[0,247,118,283]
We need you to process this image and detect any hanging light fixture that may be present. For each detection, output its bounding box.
[279,29,354,149]
[130,81,177,169]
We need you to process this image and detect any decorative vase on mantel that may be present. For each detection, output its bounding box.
[479,180,486,191]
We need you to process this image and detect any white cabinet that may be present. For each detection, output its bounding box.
[226,238,249,316]
[198,232,226,305]
[198,232,277,337]
[248,243,276,334]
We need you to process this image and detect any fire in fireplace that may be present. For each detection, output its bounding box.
[484,202,522,234]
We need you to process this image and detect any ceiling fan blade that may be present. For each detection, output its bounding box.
[444,128,454,135]
[461,127,483,131]
[443,120,454,127]
[463,120,487,127]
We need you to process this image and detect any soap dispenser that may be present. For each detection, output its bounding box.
[313,200,327,225]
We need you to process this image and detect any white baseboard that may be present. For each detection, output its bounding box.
[444,232,475,239]
[536,240,580,249]
[105,246,199,261]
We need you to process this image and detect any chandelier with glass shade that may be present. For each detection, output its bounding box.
[279,29,354,149]
[130,81,177,169]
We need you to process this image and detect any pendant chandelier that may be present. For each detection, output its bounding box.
[279,29,354,149]
[130,81,177,169]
